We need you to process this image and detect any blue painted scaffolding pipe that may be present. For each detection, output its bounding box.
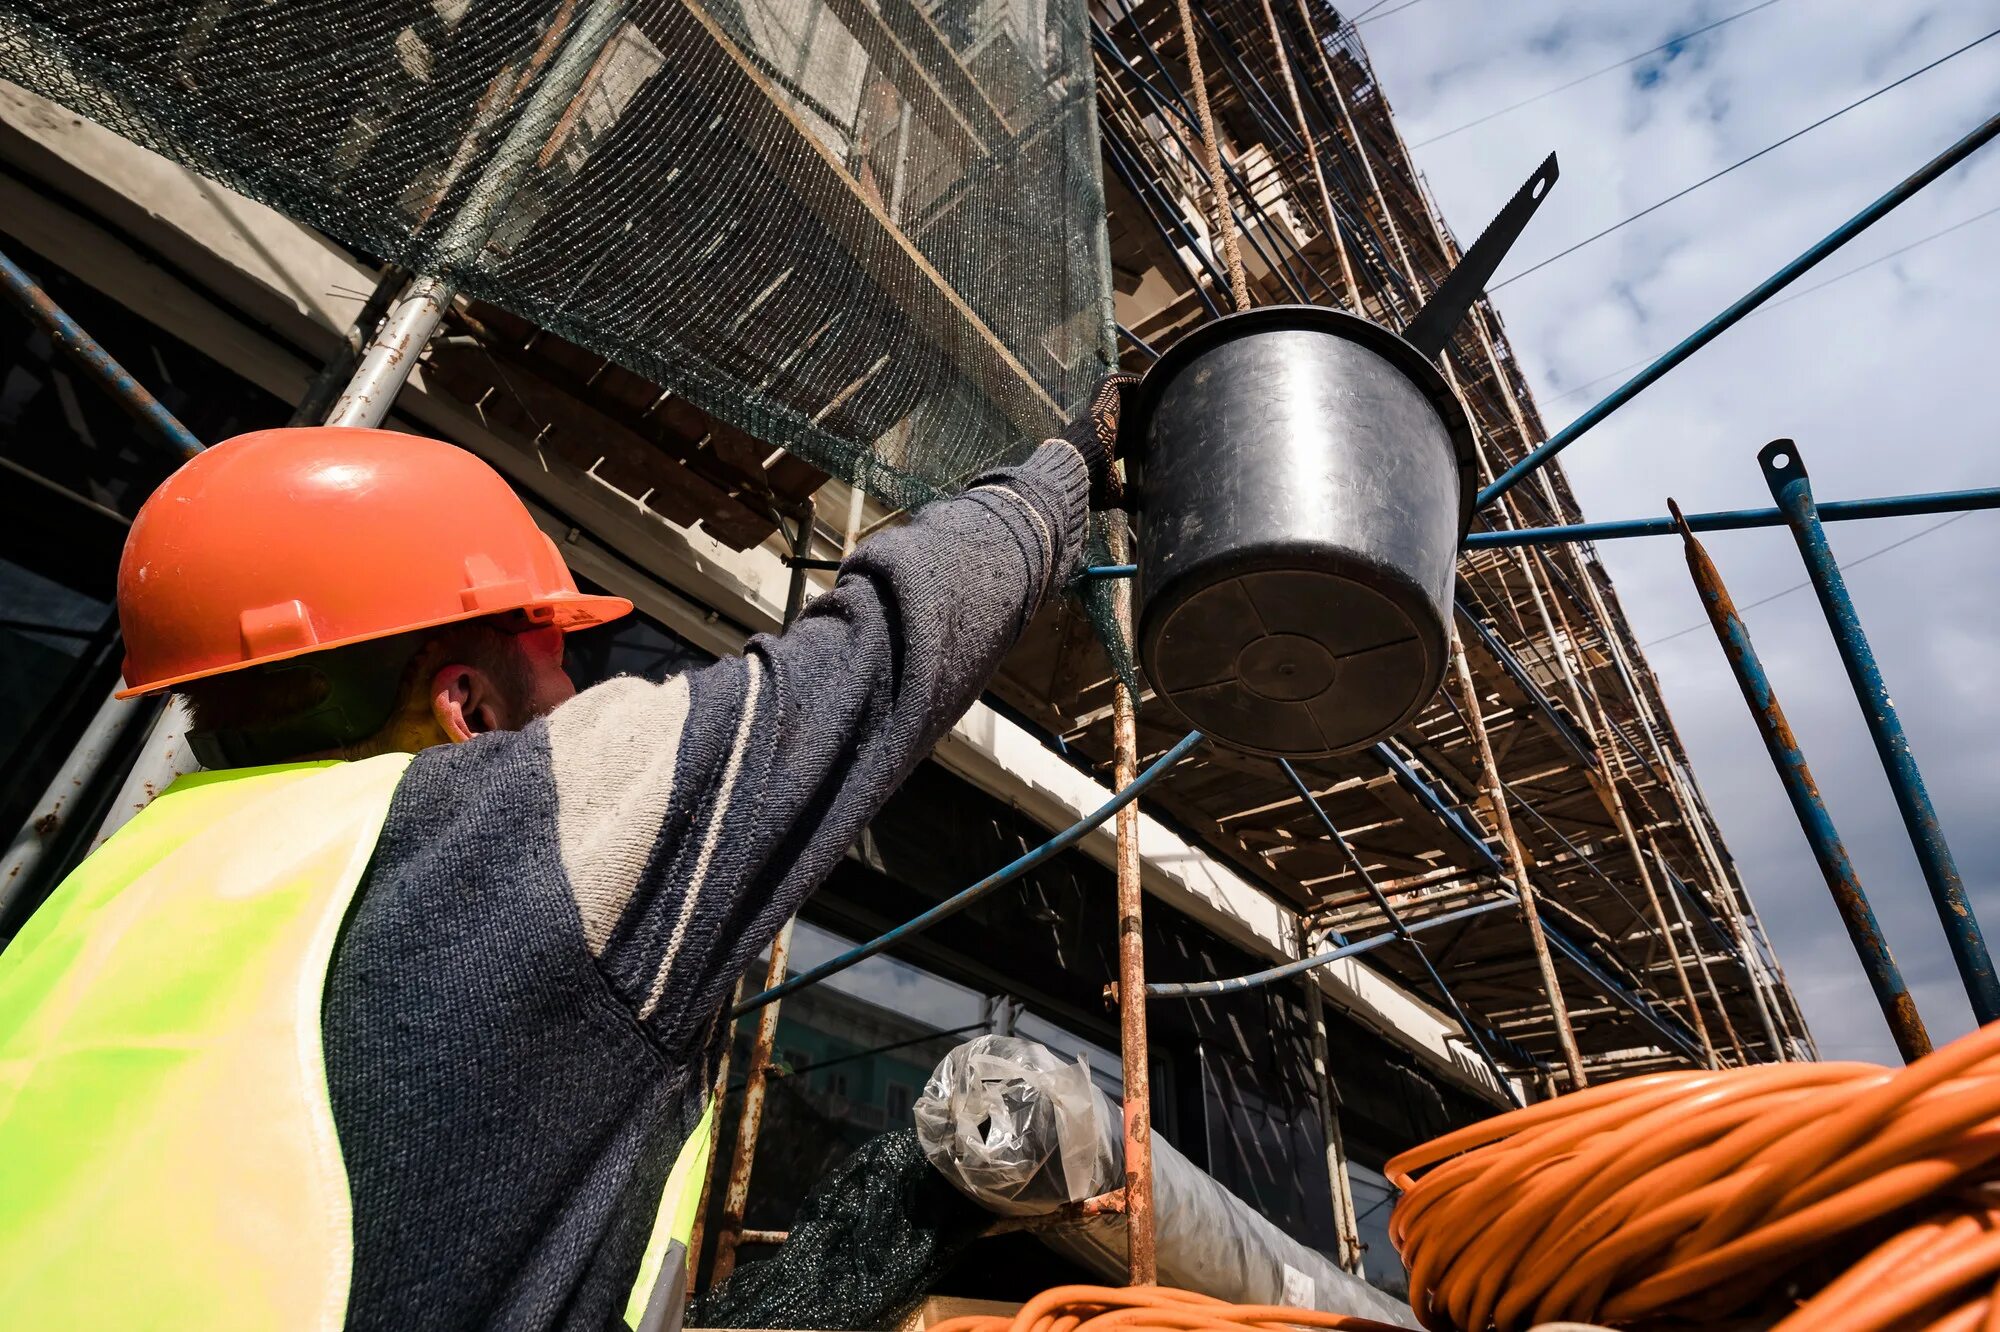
[1479,108,2000,511]
[1670,495,1930,1061]
[1373,742,1710,1063]
[1465,483,2000,549]
[1279,759,1524,1107]
[733,729,1206,1017]
[0,244,204,460]
[1145,896,1514,997]
[1760,441,2000,1025]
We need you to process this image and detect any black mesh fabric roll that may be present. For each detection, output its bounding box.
[694,1129,991,1330]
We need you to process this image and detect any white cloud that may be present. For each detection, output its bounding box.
[1364,0,2000,1063]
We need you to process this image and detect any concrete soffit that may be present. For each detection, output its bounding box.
[0,83,1515,1106]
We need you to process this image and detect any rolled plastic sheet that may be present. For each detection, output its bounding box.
[916,1036,1416,1327]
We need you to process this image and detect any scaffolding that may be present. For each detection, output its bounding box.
[1078,0,1805,1084]
[14,0,1927,1310]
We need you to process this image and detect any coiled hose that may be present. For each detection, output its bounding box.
[928,1284,1407,1332]
[1387,1020,2000,1330]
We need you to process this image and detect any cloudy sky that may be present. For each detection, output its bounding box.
[1357,0,2000,1063]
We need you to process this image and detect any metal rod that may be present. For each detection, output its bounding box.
[684,977,741,1290]
[1670,497,1932,1061]
[1300,922,1363,1274]
[1759,440,2000,1024]
[289,263,413,425]
[1146,896,1515,997]
[1094,27,1326,306]
[1107,516,1157,1285]
[326,0,628,428]
[1261,0,1359,304]
[708,919,792,1286]
[1171,0,1249,308]
[0,688,150,923]
[1479,108,2000,510]
[709,505,816,1284]
[1466,484,2000,548]
[1443,635,1588,1088]
[325,275,456,428]
[732,729,1205,1017]
[0,244,203,460]
[1652,836,1746,1065]
[1278,760,1522,1105]
[1591,705,1720,1068]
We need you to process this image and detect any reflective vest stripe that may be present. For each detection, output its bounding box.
[623,1097,716,1329]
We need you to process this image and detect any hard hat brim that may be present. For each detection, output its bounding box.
[116,592,634,698]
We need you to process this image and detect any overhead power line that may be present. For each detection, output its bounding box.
[1491,25,2000,290]
[1413,0,1787,149]
[1646,511,1975,647]
[1541,201,2000,407]
[1352,0,1432,23]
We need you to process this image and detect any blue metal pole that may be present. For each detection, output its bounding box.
[1465,483,2000,549]
[1478,108,2000,511]
[0,244,204,460]
[1280,758,1524,1106]
[1759,441,2000,1025]
[1670,497,1930,1062]
[733,729,1206,1016]
[1145,896,1515,997]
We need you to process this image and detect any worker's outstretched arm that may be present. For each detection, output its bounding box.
[539,383,1131,1053]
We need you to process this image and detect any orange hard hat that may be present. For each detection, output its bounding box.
[116,426,631,697]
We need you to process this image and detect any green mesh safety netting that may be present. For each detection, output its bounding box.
[1,0,1115,510]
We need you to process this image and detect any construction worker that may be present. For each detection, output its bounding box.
[0,375,1138,1331]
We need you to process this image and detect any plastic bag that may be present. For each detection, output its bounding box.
[914,1036,1417,1326]
[913,1034,1117,1216]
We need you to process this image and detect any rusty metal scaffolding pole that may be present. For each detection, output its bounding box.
[1255,0,1359,304]
[1280,760,1524,1108]
[1300,927,1364,1274]
[1445,632,1586,1089]
[1651,836,1746,1065]
[707,920,790,1287]
[1107,518,1158,1284]
[1172,0,1249,308]
[708,505,815,1285]
[1671,501,1932,1063]
[1761,441,2000,1025]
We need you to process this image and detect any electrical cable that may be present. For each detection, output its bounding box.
[1387,1020,2000,1331]
[1644,510,1973,647]
[1490,25,2000,290]
[1541,200,2000,408]
[1412,0,1787,148]
[1355,0,1426,25]
[928,1284,1408,1332]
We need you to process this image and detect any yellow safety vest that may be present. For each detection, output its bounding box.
[0,757,714,1331]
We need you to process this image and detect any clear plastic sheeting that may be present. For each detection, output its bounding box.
[914,1034,1117,1215]
[916,1037,1418,1326]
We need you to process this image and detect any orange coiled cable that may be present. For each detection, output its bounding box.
[1386,1020,2000,1330]
[927,1284,1409,1332]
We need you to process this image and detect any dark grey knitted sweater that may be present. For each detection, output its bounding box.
[320,442,1089,1330]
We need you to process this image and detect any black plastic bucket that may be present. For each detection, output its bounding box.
[1125,305,1476,758]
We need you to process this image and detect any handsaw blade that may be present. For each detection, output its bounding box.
[1399,151,1559,359]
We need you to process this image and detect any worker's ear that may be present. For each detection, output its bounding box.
[430,661,507,743]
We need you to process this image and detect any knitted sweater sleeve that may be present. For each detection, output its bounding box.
[537,441,1091,1051]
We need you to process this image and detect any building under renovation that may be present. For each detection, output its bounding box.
[0,0,1814,1312]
